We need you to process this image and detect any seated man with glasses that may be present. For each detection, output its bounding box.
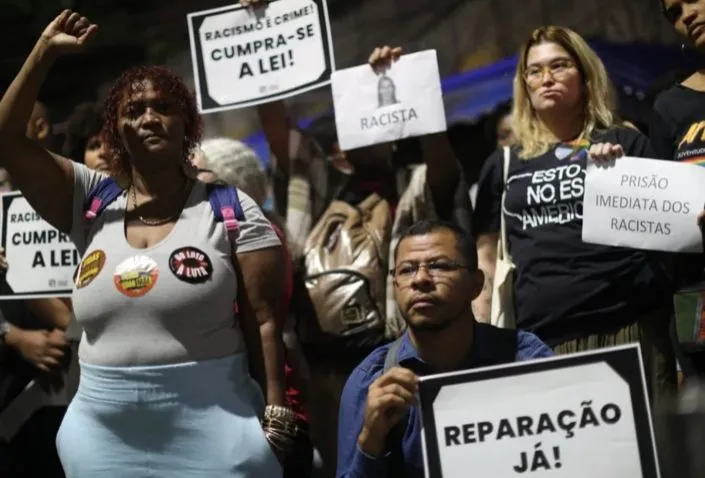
[336,219,553,478]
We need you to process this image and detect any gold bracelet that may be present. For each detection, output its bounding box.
[263,417,298,437]
[263,404,296,422]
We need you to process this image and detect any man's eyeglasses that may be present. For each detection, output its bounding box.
[390,260,470,284]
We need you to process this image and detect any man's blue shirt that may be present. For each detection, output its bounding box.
[336,323,554,478]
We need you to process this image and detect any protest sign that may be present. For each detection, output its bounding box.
[582,157,705,253]
[331,50,447,151]
[187,0,335,113]
[0,193,77,299]
[419,345,659,478]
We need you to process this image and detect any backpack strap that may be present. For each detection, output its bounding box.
[83,177,123,222]
[207,184,246,244]
[207,184,247,316]
[383,336,404,374]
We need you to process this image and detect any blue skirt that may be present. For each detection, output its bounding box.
[56,354,282,477]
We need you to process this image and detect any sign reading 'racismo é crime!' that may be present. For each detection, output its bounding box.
[187,0,335,113]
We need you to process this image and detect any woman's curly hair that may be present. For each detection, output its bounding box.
[63,101,103,163]
[100,65,203,180]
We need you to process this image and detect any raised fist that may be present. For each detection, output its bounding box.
[39,10,98,56]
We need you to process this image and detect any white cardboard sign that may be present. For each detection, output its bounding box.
[583,157,705,253]
[331,50,447,151]
[0,193,77,299]
[187,0,335,113]
[419,345,659,478]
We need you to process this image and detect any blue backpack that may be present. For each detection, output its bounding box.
[82,177,246,243]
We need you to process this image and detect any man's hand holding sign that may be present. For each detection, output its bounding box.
[358,367,418,457]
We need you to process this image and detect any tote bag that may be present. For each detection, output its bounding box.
[490,146,516,329]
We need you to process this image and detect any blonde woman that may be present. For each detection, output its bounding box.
[472,26,676,402]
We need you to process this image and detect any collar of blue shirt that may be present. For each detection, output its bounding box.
[393,322,520,375]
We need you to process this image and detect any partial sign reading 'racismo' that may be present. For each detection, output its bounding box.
[187,0,335,114]
[0,193,77,299]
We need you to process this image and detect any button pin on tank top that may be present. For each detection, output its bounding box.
[75,249,106,289]
[168,247,213,284]
[113,255,159,297]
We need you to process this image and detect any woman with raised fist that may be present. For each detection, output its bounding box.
[0,10,290,477]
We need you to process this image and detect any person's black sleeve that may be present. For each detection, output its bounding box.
[613,126,658,159]
[471,148,504,237]
[648,99,678,161]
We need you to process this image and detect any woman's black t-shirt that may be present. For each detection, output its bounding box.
[472,127,673,346]
[651,84,705,164]
[651,84,705,286]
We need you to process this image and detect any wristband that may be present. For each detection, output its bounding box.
[263,404,296,423]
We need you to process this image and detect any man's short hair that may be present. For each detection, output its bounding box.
[393,219,478,270]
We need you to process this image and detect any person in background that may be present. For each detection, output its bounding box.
[0,169,11,193]
[493,101,517,149]
[0,100,71,477]
[0,10,289,476]
[0,101,54,193]
[63,102,109,173]
[470,102,517,207]
[240,3,472,471]
[652,0,705,378]
[26,101,53,150]
[472,26,677,404]
[1,97,73,378]
[336,220,553,478]
[196,137,314,477]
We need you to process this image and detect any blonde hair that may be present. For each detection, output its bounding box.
[513,26,620,159]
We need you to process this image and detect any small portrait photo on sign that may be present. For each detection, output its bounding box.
[331,49,447,151]
[377,73,399,108]
[418,345,660,478]
[187,0,335,113]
